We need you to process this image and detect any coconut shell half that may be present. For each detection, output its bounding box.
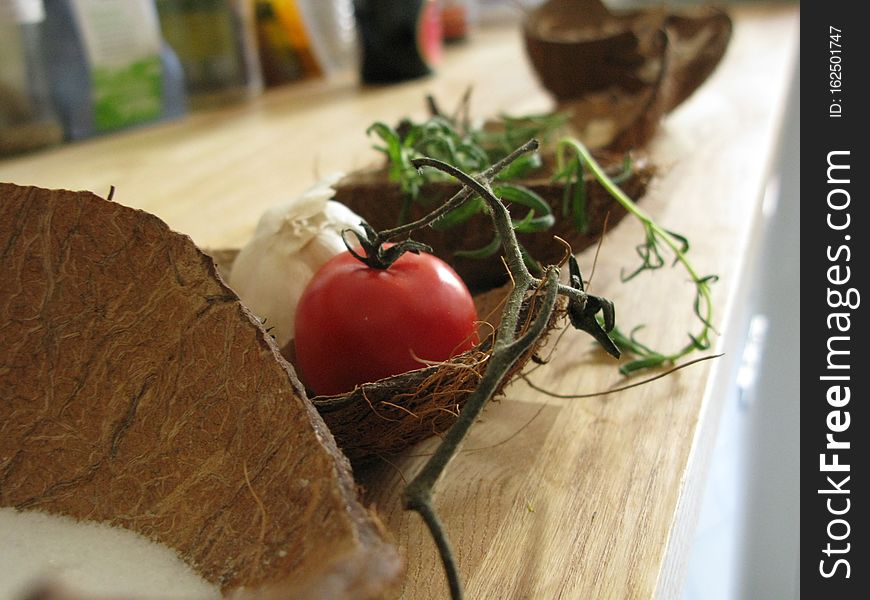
[332,154,654,293]
[211,249,562,464]
[0,184,402,599]
[212,155,649,463]
[664,7,734,111]
[213,151,641,463]
[523,0,732,151]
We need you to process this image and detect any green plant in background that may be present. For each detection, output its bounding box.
[366,108,567,274]
[552,149,634,234]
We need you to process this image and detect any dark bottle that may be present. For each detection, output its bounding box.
[354,0,442,84]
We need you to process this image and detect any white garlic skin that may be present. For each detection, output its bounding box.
[228,175,364,349]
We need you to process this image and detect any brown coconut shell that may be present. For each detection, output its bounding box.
[0,183,402,599]
[523,0,732,151]
[331,153,654,293]
[664,7,734,111]
[310,282,566,462]
[523,0,668,99]
[211,249,564,464]
[211,154,650,463]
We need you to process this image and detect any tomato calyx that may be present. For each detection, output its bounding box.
[342,220,433,270]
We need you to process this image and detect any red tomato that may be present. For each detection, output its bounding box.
[294,248,479,396]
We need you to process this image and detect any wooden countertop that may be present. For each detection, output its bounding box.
[0,4,799,599]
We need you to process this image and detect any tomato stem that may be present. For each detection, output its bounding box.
[343,139,543,272]
[380,139,540,241]
[388,142,621,600]
[341,221,432,270]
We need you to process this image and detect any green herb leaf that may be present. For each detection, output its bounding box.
[495,153,542,181]
[454,232,503,259]
[558,137,718,374]
[493,184,555,233]
[432,196,485,230]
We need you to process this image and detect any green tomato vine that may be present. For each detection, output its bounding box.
[365,101,716,374]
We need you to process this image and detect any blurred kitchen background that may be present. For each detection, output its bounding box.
[680,52,799,600]
[2,0,531,156]
[0,1,800,599]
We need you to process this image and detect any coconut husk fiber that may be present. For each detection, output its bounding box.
[0,183,403,599]
[523,0,732,151]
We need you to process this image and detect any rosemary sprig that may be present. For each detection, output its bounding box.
[390,140,619,600]
[367,113,562,274]
[475,111,570,160]
[366,108,566,216]
[367,101,710,375]
[551,146,634,234]
[555,137,717,374]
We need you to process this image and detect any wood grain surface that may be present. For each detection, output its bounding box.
[0,5,799,599]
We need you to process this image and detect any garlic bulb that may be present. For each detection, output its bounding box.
[228,175,364,349]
